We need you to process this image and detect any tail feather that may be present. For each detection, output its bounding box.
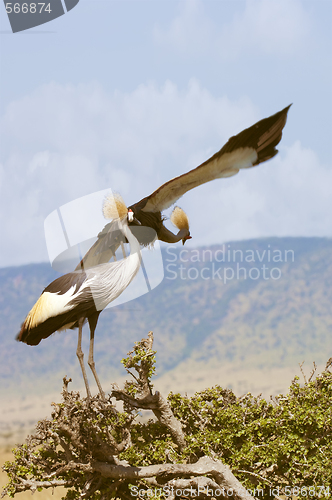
[17,313,81,346]
[16,320,44,346]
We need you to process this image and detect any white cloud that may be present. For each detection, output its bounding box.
[154,0,214,56]
[154,0,311,59]
[0,79,330,268]
[253,141,332,237]
[223,0,310,58]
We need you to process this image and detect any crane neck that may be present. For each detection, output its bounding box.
[119,220,142,262]
[157,224,188,244]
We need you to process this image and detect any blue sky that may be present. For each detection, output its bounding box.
[0,0,331,267]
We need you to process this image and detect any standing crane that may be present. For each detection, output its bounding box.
[17,196,191,399]
[76,105,291,271]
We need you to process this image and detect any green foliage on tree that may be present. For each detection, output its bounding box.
[170,375,332,490]
[2,335,332,500]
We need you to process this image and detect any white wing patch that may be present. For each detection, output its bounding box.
[212,146,258,171]
[24,286,82,330]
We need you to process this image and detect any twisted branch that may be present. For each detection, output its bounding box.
[2,333,256,500]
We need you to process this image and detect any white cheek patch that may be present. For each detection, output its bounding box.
[127,210,134,222]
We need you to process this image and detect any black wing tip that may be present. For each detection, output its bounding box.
[279,103,292,118]
[271,103,292,121]
[267,103,292,123]
[253,147,279,166]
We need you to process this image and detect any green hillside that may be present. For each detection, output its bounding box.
[1,237,331,397]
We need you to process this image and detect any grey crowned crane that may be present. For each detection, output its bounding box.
[17,196,188,400]
[77,105,291,271]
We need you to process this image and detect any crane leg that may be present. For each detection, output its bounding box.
[76,318,92,400]
[88,313,105,401]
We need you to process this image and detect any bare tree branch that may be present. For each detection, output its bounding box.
[2,333,266,500]
[91,456,255,499]
[112,332,187,451]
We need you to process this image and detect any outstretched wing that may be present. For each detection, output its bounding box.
[75,105,291,270]
[138,105,291,213]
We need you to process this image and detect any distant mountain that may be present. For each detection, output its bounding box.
[1,237,331,397]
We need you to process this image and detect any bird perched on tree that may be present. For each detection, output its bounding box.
[17,105,290,398]
[17,195,156,399]
[77,105,291,271]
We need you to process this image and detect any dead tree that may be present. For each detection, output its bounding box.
[2,332,257,500]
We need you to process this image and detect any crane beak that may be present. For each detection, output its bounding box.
[182,235,192,245]
[133,216,141,225]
